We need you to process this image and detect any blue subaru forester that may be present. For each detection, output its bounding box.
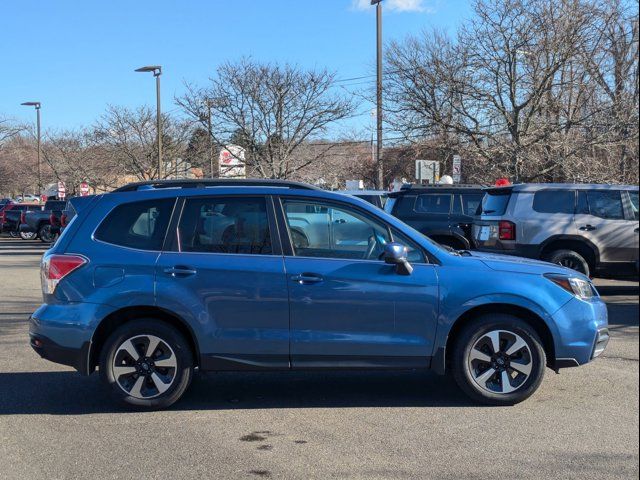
[30,179,609,408]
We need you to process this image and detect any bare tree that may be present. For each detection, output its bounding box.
[89,105,193,185]
[385,0,639,184]
[177,58,356,179]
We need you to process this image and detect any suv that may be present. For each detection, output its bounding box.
[31,179,608,409]
[386,184,484,249]
[473,184,639,278]
[340,190,388,209]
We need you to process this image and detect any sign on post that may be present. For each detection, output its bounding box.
[415,160,440,184]
[57,181,66,199]
[219,145,246,178]
[80,182,90,196]
[452,155,462,183]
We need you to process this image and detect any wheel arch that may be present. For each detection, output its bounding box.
[435,303,556,375]
[540,235,600,270]
[88,306,200,374]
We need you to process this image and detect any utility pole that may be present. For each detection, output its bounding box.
[372,0,384,190]
[205,99,214,178]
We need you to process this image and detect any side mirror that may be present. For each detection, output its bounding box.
[383,242,413,275]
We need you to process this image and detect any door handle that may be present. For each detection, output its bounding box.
[579,225,597,231]
[164,266,197,277]
[292,273,323,284]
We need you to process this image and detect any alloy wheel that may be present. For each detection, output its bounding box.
[112,334,178,399]
[467,329,533,395]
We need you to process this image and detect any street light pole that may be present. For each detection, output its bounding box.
[135,65,163,179]
[21,101,42,196]
[372,0,384,190]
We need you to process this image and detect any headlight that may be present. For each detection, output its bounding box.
[544,274,597,300]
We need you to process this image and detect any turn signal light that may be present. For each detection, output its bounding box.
[41,254,87,294]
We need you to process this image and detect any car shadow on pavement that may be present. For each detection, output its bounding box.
[0,369,478,415]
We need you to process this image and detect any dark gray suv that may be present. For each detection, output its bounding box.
[473,184,639,277]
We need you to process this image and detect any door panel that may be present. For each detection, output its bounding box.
[156,252,290,367]
[286,258,439,366]
[575,190,636,263]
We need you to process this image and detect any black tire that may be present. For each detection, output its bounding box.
[547,249,590,277]
[451,314,546,406]
[38,224,55,243]
[99,319,194,409]
[9,231,18,238]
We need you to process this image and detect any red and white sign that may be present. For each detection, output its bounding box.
[80,182,90,196]
[219,145,246,178]
[57,181,66,199]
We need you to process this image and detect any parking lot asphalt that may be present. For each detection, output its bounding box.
[0,237,637,480]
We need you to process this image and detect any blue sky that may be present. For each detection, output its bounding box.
[1,0,472,132]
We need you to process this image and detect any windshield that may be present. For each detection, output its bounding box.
[479,191,511,215]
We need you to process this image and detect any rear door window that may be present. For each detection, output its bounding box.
[532,190,575,214]
[414,194,452,214]
[582,191,625,220]
[177,197,272,255]
[95,198,175,250]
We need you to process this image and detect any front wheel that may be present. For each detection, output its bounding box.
[19,231,37,240]
[99,320,194,409]
[451,315,546,405]
[9,230,18,238]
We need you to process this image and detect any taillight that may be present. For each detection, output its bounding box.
[498,221,516,241]
[0,211,5,223]
[20,211,26,224]
[49,213,60,227]
[60,214,68,227]
[41,254,87,294]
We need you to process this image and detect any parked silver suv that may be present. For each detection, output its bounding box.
[473,184,639,277]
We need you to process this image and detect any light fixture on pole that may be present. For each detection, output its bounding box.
[20,101,42,197]
[135,65,163,179]
[371,0,384,189]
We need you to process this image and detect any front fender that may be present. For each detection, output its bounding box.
[431,292,565,374]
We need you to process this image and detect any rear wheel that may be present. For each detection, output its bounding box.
[547,249,590,277]
[19,231,37,240]
[9,230,18,238]
[99,319,194,409]
[38,224,56,243]
[451,315,546,405]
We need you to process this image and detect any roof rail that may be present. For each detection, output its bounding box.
[399,183,485,190]
[112,178,321,192]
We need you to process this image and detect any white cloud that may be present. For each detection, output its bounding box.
[351,0,429,13]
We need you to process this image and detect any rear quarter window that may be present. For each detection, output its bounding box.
[95,198,175,250]
[532,190,575,214]
[480,191,512,215]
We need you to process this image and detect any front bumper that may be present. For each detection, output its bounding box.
[550,296,609,368]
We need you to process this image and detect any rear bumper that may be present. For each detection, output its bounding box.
[29,332,90,374]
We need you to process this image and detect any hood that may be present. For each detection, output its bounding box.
[468,251,582,278]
